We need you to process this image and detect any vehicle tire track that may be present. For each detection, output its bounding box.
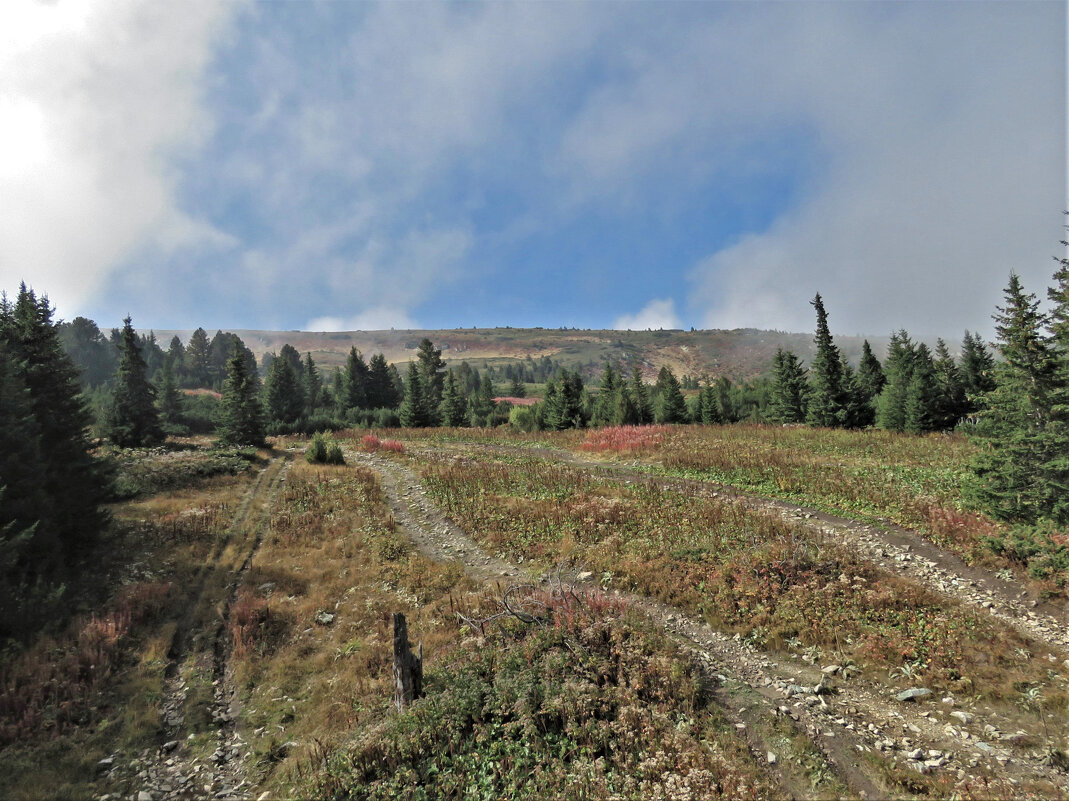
[351,449,893,800]
[129,454,289,801]
[434,442,1069,656]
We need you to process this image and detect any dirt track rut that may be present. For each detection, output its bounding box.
[351,449,1069,799]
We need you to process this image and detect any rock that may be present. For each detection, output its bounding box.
[137,792,155,801]
[950,710,974,725]
[576,571,593,581]
[767,751,777,764]
[822,665,841,675]
[95,757,115,773]
[163,739,179,752]
[314,611,335,626]
[895,688,932,702]
[907,748,925,760]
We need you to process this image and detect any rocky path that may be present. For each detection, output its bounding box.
[355,446,1069,799]
[100,455,290,801]
[438,442,1069,657]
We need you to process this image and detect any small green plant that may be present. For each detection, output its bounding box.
[306,433,345,465]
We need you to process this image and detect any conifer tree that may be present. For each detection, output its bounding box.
[805,293,848,428]
[157,357,184,431]
[0,286,110,562]
[508,376,526,398]
[1040,232,1069,522]
[655,365,688,424]
[343,347,369,411]
[960,331,997,408]
[932,339,966,429]
[303,352,322,414]
[698,383,721,424]
[770,349,808,424]
[106,317,164,448]
[876,330,916,432]
[264,354,304,424]
[902,344,939,434]
[183,327,211,388]
[218,340,266,447]
[440,369,468,427]
[468,373,496,427]
[712,376,736,424]
[416,338,446,416]
[367,353,400,409]
[399,362,430,427]
[629,366,654,424]
[592,361,621,427]
[967,274,1056,521]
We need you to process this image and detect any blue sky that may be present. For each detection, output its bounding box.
[1,1,1065,337]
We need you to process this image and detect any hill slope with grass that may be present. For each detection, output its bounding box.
[142,327,895,380]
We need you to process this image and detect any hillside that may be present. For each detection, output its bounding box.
[143,327,896,381]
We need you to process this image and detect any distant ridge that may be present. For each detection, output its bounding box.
[140,327,899,381]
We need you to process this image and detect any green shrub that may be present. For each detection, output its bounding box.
[306,433,345,465]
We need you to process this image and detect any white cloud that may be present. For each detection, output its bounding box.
[0,0,242,313]
[305,307,419,333]
[613,299,681,331]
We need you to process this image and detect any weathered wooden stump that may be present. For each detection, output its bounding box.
[393,612,423,711]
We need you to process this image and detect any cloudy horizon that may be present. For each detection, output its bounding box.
[1,1,1065,339]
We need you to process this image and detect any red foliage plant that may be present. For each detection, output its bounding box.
[578,425,669,454]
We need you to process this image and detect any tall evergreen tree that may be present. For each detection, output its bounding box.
[805,293,849,428]
[629,366,653,424]
[343,347,369,412]
[902,344,939,434]
[655,365,688,424]
[157,357,184,430]
[697,383,721,424]
[440,370,468,427]
[218,340,266,447]
[876,330,917,432]
[1040,232,1069,522]
[303,353,322,415]
[106,317,164,447]
[365,353,401,409]
[854,340,885,427]
[932,339,967,429]
[960,331,997,404]
[264,353,304,424]
[416,338,446,416]
[399,362,430,428]
[0,285,110,563]
[770,349,808,424]
[967,274,1057,521]
[592,361,621,427]
[183,327,211,388]
[58,316,117,388]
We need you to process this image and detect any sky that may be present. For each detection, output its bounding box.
[0,1,1065,339]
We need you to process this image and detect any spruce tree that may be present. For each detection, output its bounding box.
[902,344,938,434]
[1041,233,1069,522]
[367,353,400,409]
[106,317,164,448]
[655,366,688,424]
[770,349,808,424]
[157,357,184,431]
[712,375,736,424]
[876,330,916,432]
[440,369,468,427]
[416,338,446,415]
[967,274,1056,521]
[592,361,621,427]
[629,366,654,424]
[932,339,966,429]
[183,327,211,388]
[303,352,322,415]
[264,354,304,425]
[960,331,997,414]
[698,383,722,424]
[805,293,848,428]
[218,340,266,447]
[0,285,110,560]
[469,373,496,427]
[399,362,430,428]
[343,347,369,412]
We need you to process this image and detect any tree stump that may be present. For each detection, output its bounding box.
[393,612,423,711]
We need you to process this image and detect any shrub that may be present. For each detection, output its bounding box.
[307,433,345,465]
